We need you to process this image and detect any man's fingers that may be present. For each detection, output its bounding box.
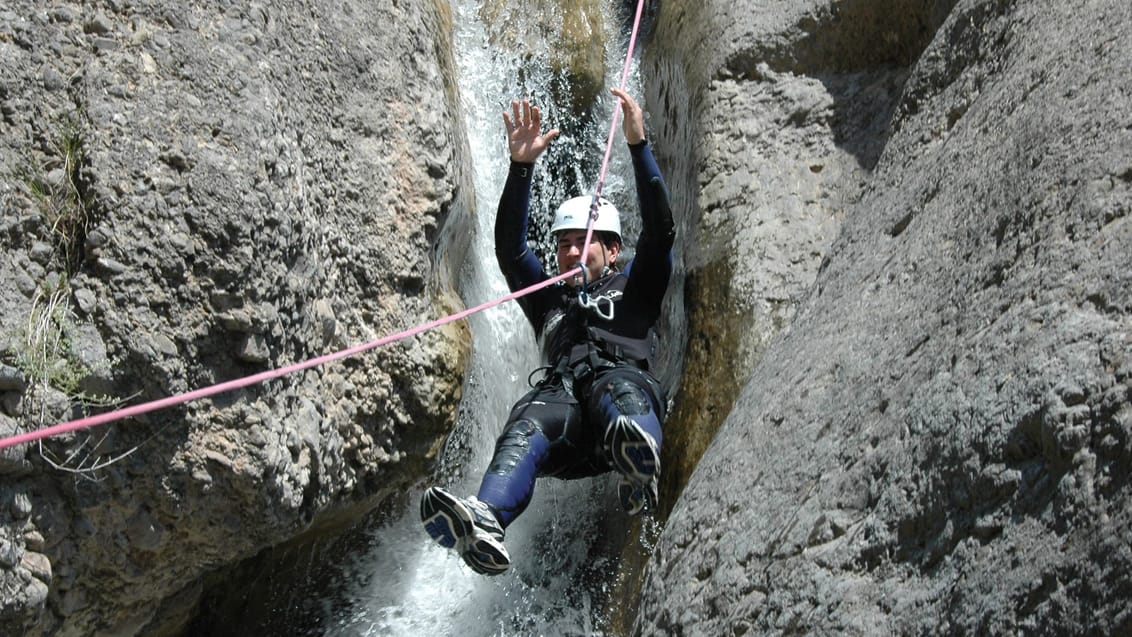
[504,100,556,158]
[521,100,532,127]
[610,87,638,112]
[503,100,517,131]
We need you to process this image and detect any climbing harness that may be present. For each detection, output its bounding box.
[0,0,651,451]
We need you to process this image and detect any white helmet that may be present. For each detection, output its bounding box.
[551,196,621,241]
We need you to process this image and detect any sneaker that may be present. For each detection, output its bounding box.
[605,415,660,482]
[617,474,658,516]
[420,487,510,576]
[605,416,660,514]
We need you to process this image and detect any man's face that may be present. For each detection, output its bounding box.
[556,230,619,287]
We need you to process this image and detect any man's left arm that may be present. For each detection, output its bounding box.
[609,87,675,289]
[628,140,675,295]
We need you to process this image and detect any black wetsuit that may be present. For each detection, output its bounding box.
[477,140,675,525]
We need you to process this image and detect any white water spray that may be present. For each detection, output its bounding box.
[325,2,644,635]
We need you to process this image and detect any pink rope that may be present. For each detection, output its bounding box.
[0,0,650,451]
[0,270,577,450]
[580,0,648,267]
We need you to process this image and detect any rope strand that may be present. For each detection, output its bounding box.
[578,0,648,275]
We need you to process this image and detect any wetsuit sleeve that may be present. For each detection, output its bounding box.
[495,161,554,332]
[625,141,675,301]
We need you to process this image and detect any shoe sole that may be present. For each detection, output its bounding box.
[420,488,510,576]
[421,487,471,550]
[607,416,660,482]
[618,479,645,516]
[463,536,510,576]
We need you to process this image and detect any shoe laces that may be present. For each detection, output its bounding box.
[466,497,505,540]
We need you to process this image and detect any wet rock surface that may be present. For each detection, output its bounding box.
[2,0,1129,634]
[637,0,1132,634]
[0,0,470,634]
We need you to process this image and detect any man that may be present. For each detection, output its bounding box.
[421,87,675,576]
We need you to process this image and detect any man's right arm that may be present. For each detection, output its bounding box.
[494,160,552,333]
[494,161,545,288]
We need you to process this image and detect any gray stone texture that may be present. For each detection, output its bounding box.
[2,0,1130,634]
[0,1,470,635]
[637,0,1132,635]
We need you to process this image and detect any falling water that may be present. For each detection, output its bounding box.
[323,1,645,635]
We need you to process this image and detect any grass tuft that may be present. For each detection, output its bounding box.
[23,113,98,274]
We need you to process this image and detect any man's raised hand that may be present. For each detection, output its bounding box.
[503,99,560,163]
[610,87,645,146]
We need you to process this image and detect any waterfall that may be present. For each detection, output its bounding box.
[324,1,645,635]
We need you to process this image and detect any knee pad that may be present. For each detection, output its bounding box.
[595,376,656,419]
[611,378,654,416]
[486,419,542,475]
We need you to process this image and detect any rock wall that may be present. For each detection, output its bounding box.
[648,0,952,523]
[3,0,1128,633]
[638,0,1131,634]
[0,1,471,635]
[479,0,609,120]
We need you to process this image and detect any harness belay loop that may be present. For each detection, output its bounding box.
[573,265,616,321]
[579,292,615,321]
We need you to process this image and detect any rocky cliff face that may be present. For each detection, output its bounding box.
[3,0,1128,634]
[0,1,470,634]
[638,0,1131,634]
